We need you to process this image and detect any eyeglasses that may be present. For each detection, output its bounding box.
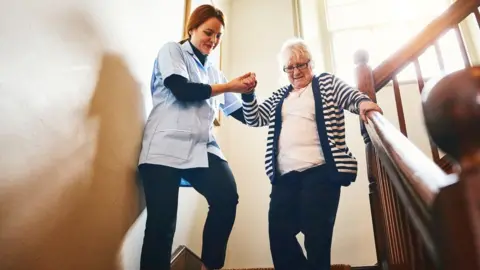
[283,61,310,73]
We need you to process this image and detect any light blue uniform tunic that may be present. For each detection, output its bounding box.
[138,41,241,185]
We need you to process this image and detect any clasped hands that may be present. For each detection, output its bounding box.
[228,72,257,94]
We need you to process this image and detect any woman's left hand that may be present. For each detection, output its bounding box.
[359,101,383,123]
[242,73,257,91]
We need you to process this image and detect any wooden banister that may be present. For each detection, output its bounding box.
[357,65,480,269]
[365,112,447,205]
[372,0,479,90]
[355,0,480,172]
[364,111,445,267]
[422,66,480,269]
[353,0,480,267]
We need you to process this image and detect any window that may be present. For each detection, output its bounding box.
[299,0,467,84]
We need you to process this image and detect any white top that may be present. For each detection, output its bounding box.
[277,82,325,175]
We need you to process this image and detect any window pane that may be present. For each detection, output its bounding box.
[299,0,321,40]
[386,0,449,19]
[395,63,417,82]
[416,46,439,79]
[438,28,467,73]
[307,0,455,83]
[327,2,381,31]
[304,39,328,73]
[331,29,375,84]
[371,22,438,81]
[326,0,365,7]
[327,0,449,31]
[370,24,419,64]
[330,21,445,82]
[299,0,328,72]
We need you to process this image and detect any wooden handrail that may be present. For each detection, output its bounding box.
[365,112,449,205]
[372,0,479,90]
[422,67,480,269]
[354,0,480,262]
[358,67,480,269]
[364,111,453,265]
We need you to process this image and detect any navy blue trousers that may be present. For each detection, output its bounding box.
[138,153,238,270]
[269,165,341,270]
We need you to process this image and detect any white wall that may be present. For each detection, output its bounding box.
[0,0,187,269]
[220,0,299,267]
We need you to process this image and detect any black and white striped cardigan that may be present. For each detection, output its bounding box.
[241,73,371,186]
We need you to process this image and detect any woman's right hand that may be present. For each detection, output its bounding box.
[228,72,256,93]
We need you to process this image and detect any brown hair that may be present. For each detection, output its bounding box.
[181,4,225,43]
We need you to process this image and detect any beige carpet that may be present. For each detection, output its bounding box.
[224,264,351,270]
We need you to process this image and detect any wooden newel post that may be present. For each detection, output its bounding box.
[354,49,377,143]
[353,49,387,268]
[354,49,377,101]
[422,66,480,270]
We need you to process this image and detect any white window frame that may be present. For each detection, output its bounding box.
[293,0,479,85]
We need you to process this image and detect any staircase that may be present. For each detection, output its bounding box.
[170,245,374,270]
[353,0,480,269]
[170,0,480,269]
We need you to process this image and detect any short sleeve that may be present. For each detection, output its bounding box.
[217,72,242,116]
[157,42,190,80]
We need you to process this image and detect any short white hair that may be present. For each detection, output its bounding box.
[277,38,313,68]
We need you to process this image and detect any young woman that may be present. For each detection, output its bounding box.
[138,5,255,270]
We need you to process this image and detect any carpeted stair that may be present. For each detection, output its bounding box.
[224,265,351,270]
[172,246,353,270]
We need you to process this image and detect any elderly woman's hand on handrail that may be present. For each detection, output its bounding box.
[359,100,383,123]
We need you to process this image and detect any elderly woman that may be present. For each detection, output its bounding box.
[241,38,382,270]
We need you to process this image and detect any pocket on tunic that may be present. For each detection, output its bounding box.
[149,129,193,160]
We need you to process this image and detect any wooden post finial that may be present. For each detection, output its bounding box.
[422,66,480,170]
[354,49,370,66]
